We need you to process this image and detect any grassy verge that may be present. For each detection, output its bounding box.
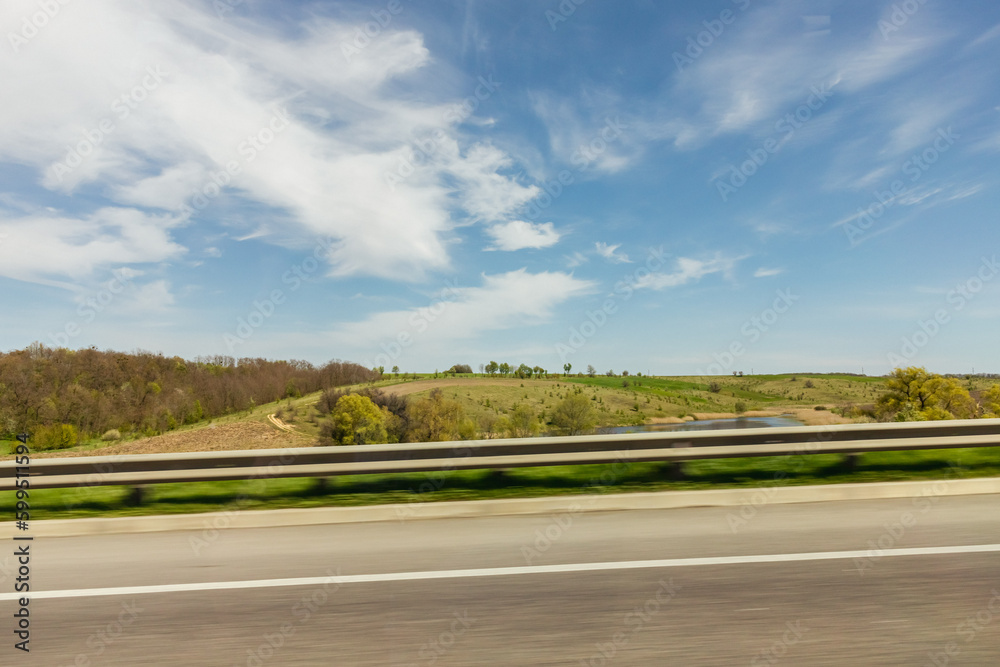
[5,447,997,521]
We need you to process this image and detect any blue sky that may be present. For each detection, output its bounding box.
[1,0,999,375]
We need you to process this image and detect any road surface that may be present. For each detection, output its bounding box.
[3,493,999,665]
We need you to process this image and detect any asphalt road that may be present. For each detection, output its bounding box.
[4,493,1000,665]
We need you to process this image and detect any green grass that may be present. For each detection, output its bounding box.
[6,447,997,521]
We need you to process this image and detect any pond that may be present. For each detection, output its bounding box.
[597,415,804,435]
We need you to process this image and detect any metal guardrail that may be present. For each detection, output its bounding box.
[2,418,999,491]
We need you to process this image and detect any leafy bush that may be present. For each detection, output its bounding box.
[100,429,122,441]
[34,423,79,451]
[551,393,597,435]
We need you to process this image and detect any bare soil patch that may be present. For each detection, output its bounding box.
[34,421,312,458]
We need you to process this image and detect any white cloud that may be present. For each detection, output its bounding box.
[565,251,589,268]
[595,242,630,263]
[0,207,185,287]
[328,269,596,348]
[635,255,741,290]
[485,220,560,251]
[0,0,542,284]
[532,92,636,174]
[753,267,784,278]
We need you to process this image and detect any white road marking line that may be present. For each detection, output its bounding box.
[5,543,998,601]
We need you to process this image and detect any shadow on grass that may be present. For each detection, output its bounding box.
[17,451,998,518]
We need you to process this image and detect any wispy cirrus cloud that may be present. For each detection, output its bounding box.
[595,242,630,263]
[635,255,742,290]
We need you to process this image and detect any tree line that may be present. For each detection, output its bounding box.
[0,343,374,449]
[314,386,599,446]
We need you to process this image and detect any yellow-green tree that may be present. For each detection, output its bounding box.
[980,385,1000,417]
[876,368,975,421]
[406,389,466,442]
[551,392,597,435]
[505,404,539,438]
[331,394,388,445]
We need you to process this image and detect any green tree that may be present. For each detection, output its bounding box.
[516,363,532,379]
[407,389,465,441]
[563,363,572,375]
[586,364,596,377]
[551,393,597,435]
[485,361,499,376]
[505,404,539,438]
[331,394,388,445]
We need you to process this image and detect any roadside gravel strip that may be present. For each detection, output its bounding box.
[2,476,998,538]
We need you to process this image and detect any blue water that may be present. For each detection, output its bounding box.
[598,416,803,435]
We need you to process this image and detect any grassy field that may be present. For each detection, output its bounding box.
[5,372,998,521]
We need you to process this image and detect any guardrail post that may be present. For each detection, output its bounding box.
[314,477,331,494]
[844,454,859,472]
[126,486,146,506]
[669,442,690,481]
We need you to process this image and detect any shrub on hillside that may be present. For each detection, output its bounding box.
[34,423,79,451]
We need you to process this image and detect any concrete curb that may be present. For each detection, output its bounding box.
[4,477,999,538]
